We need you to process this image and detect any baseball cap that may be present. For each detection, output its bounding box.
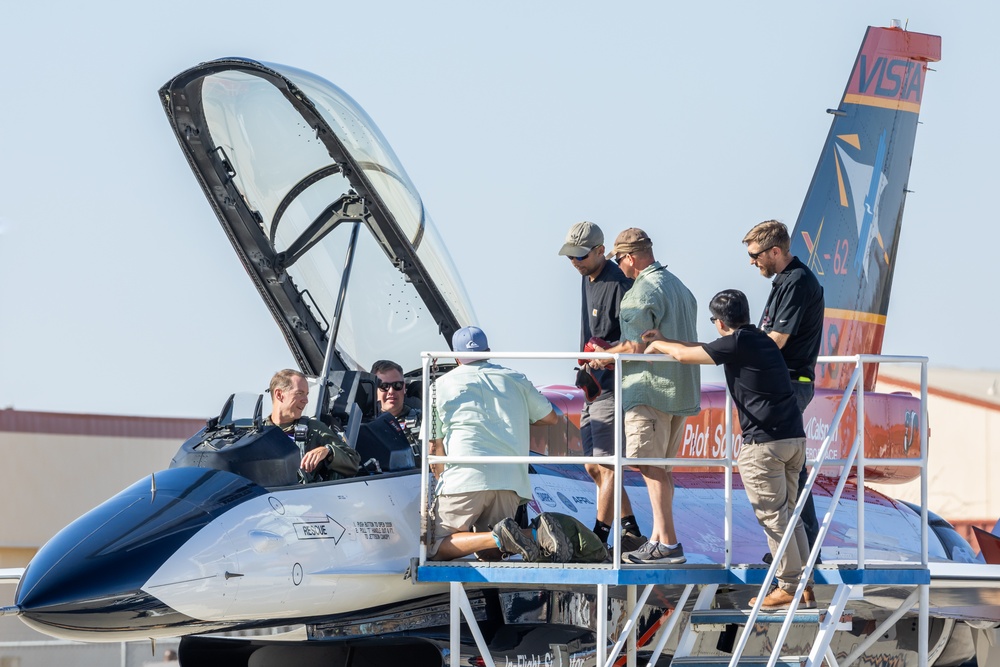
[607,227,652,258]
[558,221,604,257]
[452,325,490,355]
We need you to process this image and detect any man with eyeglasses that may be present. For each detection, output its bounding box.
[558,221,646,552]
[641,290,813,611]
[743,220,825,559]
[600,228,701,564]
[266,369,361,482]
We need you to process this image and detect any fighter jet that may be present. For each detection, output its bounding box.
[4,21,999,667]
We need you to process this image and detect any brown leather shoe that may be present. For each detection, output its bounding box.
[750,586,816,611]
[751,586,796,611]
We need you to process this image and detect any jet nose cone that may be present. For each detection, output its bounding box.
[16,467,266,639]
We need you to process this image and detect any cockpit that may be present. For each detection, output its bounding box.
[158,59,475,487]
[169,368,439,487]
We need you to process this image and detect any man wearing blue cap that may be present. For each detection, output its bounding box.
[427,325,559,561]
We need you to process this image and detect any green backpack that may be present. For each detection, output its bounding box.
[530,512,608,563]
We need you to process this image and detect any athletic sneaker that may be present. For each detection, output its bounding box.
[621,530,648,552]
[623,540,686,564]
[492,518,541,562]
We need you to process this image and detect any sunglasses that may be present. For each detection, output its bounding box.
[710,316,718,324]
[748,246,774,260]
[568,248,593,262]
[614,253,630,265]
[377,380,405,392]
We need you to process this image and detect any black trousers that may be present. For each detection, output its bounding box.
[792,381,820,552]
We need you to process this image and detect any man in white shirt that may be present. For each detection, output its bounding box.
[427,326,558,560]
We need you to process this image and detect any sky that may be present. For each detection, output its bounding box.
[0,2,994,419]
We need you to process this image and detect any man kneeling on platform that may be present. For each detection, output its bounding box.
[427,326,559,561]
[642,290,814,610]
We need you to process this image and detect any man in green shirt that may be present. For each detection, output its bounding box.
[600,229,701,564]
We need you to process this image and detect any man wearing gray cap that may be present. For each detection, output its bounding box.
[427,326,559,561]
[558,221,646,552]
[601,228,701,564]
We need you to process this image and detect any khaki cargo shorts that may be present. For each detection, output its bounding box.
[427,489,521,558]
[625,405,686,469]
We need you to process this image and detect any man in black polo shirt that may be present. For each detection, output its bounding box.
[558,221,645,551]
[743,220,824,555]
[642,289,812,611]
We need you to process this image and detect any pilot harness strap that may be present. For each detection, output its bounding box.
[293,417,316,483]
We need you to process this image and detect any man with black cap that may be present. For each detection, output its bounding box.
[558,221,645,552]
[600,228,701,564]
[427,326,559,561]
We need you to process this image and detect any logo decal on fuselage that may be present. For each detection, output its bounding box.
[534,487,557,508]
[557,491,578,513]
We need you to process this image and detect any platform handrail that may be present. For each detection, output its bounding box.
[728,355,930,667]
[418,350,927,564]
[418,350,736,566]
[417,349,930,667]
[732,364,863,666]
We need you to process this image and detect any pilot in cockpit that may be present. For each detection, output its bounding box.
[371,359,421,428]
[265,369,361,482]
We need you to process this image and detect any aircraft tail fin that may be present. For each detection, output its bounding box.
[973,526,1000,565]
[789,25,941,391]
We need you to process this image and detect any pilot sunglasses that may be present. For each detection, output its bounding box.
[377,381,405,392]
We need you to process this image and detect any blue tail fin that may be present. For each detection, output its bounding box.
[789,25,941,390]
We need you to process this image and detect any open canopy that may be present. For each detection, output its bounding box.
[160,59,475,376]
